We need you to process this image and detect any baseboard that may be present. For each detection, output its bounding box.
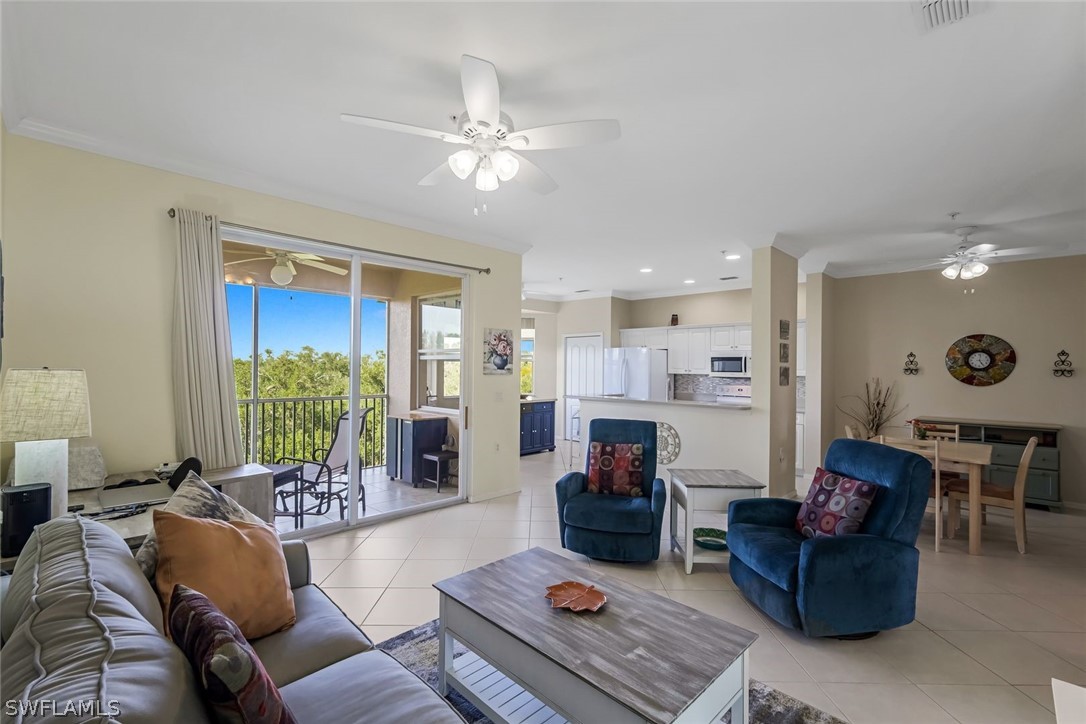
[1059,500,1086,512]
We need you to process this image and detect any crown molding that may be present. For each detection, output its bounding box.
[8,116,533,256]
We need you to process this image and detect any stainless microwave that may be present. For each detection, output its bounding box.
[710,354,749,377]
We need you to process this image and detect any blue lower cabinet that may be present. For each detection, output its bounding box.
[520,401,556,456]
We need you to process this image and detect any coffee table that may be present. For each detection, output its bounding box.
[668,469,766,574]
[434,547,758,723]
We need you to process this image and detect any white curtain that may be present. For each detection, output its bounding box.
[172,208,244,469]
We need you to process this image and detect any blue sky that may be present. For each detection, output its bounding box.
[226,284,387,358]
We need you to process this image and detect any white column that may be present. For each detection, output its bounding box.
[804,273,837,475]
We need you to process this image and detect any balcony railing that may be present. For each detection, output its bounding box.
[238,394,388,469]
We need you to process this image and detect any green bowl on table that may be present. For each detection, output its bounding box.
[692,528,728,551]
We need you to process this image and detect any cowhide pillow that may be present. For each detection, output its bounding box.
[135,473,265,580]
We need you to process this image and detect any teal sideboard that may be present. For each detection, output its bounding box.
[916,416,1062,509]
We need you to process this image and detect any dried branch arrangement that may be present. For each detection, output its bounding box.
[837,378,906,438]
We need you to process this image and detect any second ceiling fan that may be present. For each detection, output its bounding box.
[341,55,620,197]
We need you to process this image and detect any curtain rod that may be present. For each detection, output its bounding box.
[167,207,492,275]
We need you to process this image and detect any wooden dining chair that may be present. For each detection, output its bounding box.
[844,425,859,440]
[913,423,960,442]
[948,437,1038,554]
[878,436,944,551]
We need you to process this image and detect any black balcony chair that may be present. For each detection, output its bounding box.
[276,408,371,520]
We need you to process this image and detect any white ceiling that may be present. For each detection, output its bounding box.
[4,2,1085,299]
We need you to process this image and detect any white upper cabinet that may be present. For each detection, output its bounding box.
[710,324,752,351]
[620,329,647,348]
[667,327,710,374]
[645,328,669,350]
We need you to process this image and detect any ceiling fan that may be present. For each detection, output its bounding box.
[224,249,347,286]
[341,55,621,199]
[931,226,1049,280]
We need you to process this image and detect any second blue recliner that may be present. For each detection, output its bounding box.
[555,418,667,562]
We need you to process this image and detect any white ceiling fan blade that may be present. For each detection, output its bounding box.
[988,245,1056,258]
[507,151,558,195]
[418,162,455,186]
[461,55,500,130]
[288,252,324,261]
[297,259,348,275]
[505,120,621,150]
[224,257,270,266]
[965,243,998,255]
[286,260,297,275]
[340,114,466,144]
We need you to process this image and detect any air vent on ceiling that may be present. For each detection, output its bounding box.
[920,0,970,29]
[719,276,739,282]
[573,289,591,294]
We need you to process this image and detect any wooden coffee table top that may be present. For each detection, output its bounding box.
[434,547,758,723]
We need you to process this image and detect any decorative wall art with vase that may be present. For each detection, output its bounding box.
[483,328,514,375]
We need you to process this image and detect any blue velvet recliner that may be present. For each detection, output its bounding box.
[727,439,931,638]
[555,419,667,562]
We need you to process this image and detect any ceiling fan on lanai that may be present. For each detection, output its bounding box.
[340,54,621,211]
[224,249,347,287]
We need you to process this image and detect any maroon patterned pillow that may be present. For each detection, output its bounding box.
[795,467,879,539]
[587,441,645,497]
[169,584,297,724]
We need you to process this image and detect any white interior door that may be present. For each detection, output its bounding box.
[564,334,604,441]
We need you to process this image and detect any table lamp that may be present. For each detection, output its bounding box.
[1,368,92,519]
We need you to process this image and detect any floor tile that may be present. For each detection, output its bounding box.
[918,684,1056,724]
[369,515,439,538]
[914,593,1006,631]
[364,587,440,626]
[410,537,476,560]
[362,623,420,644]
[528,520,562,539]
[467,538,530,563]
[481,504,532,521]
[1028,595,1086,628]
[773,629,910,684]
[937,630,1086,686]
[526,538,591,562]
[917,565,1006,594]
[475,520,532,538]
[1015,685,1056,713]
[432,504,487,521]
[419,519,481,538]
[1021,632,1086,670]
[820,683,956,724]
[749,634,811,682]
[309,558,340,585]
[588,561,666,590]
[304,533,366,559]
[864,630,1003,685]
[347,536,419,560]
[529,507,559,521]
[655,561,736,592]
[388,558,467,588]
[768,682,849,721]
[321,587,383,625]
[320,559,404,588]
[949,593,1083,632]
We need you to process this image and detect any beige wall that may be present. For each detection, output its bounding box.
[524,312,558,400]
[2,131,522,502]
[626,285,807,329]
[833,256,1086,506]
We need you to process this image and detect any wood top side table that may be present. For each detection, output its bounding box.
[668,468,766,574]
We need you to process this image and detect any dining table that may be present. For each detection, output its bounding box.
[915,440,993,555]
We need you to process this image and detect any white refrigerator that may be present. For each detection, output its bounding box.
[602,348,672,401]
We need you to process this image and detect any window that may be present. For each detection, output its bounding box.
[521,317,535,395]
[418,293,461,409]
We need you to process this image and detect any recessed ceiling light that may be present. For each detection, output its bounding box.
[640,268,653,273]
[683,279,695,284]
[724,254,741,261]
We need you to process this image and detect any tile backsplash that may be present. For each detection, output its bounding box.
[675,373,807,407]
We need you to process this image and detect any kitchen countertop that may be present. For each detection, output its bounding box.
[571,395,752,410]
[519,397,557,403]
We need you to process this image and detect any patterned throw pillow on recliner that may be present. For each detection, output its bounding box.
[587,442,645,497]
[795,467,879,538]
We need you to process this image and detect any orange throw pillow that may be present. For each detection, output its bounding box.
[153,509,296,640]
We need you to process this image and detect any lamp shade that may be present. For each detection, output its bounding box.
[1,369,92,442]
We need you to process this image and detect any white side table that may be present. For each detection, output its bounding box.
[669,468,766,574]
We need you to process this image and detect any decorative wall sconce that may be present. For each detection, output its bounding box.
[1053,350,1074,378]
[903,352,920,375]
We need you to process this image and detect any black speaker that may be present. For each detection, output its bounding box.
[2,483,52,558]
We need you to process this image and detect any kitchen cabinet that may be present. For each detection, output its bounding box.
[520,401,556,455]
[710,324,752,351]
[620,328,669,349]
[387,415,448,485]
[795,321,807,377]
[667,327,710,374]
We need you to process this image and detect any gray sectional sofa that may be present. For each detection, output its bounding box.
[0,517,464,723]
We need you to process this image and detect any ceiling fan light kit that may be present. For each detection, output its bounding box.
[341,54,620,208]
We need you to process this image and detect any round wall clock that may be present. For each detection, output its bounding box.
[945,334,1016,386]
[656,422,681,464]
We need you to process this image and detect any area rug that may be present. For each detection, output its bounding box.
[378,620,844,724]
